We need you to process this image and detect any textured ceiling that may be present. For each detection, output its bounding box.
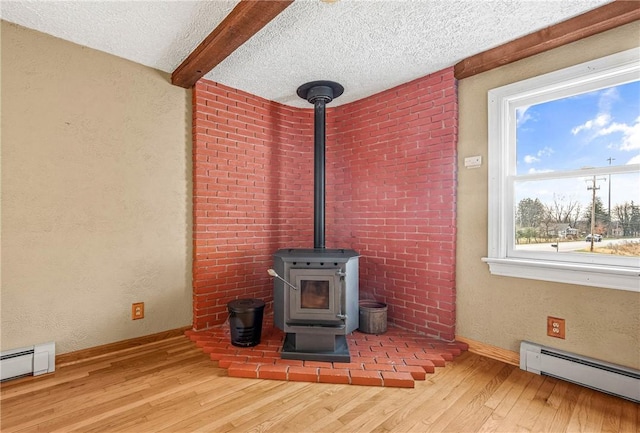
[1,0,613,108]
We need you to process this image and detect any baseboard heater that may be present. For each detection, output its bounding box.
[520,341,639,403]
[1,342,55,382]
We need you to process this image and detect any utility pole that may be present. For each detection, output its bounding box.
[586,176,606,252]
[607,157,615,235]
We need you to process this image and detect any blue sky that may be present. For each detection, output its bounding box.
[517,80,640,172]
[515,80,640,211]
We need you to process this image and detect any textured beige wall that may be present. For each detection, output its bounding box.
[456,22,640,369]
[1,22,192,354]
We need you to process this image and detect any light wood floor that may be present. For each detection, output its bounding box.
[1,335,637,433]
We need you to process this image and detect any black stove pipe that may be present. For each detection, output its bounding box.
[297,81,344,249]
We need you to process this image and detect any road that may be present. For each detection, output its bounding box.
[516,237,640,253]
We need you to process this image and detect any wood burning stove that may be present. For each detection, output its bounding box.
[273,248,358,362]
[270,81,359,362]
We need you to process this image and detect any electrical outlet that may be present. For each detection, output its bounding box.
[547,316,565,339]
[132,302,144,320]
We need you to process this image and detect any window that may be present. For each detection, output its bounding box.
[484,48,640,292]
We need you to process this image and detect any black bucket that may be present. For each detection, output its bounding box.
[227,299,265,347]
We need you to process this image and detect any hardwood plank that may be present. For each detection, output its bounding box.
[600,394,623,433]
[480,372,546,432]
[514,376,558,431]
[171,0,294,88]
[1,335,636,433]
[566,389,603,433]
[529,379,572,433]
[378,355,509,432]
[454,1,640,80]
[547,382,582,432]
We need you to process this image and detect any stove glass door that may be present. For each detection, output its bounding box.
[288,268,342,325]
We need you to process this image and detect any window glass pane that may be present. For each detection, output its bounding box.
[514,172,640,257]
[516,81,640,173]
[300,280,330,309]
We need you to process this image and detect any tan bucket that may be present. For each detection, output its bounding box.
[358,300,387,334]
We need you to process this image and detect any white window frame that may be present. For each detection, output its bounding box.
[483,48,640,292]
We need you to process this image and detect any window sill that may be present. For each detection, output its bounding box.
[482,257,640,292]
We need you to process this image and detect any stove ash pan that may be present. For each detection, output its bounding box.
[273,249,359,335]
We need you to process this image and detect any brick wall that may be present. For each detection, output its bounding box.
[192,68,457,339]
[192,81,313,329]
[327,69,458,340]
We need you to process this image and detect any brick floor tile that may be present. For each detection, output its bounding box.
[404,358,436,373]
[354,353,377,360]
[319,368,350,384]
[369,346,389,352]
[247,356,275,365]
[382,371,415,388]
[258,364,289,380]
[424,349,455,360]
[350,370,383,386]
[187,323,465,388]
[288,366,319,383]
[394,365,427,380]
[333,362,364,370]
[275,359,304,367]
[415,353,447,366]
[304,361,333,369]
[228,362,259,379]
[219,355,248,368]
[209,349,239,361]
[364,363,395,372]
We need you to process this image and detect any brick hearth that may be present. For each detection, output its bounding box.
[186,322,467,388]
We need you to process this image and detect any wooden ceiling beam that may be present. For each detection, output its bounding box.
[454,1,640,80]
[172,0,294,88]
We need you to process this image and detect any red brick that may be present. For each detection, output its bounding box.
[415,353,446,367]
[288,366,319,383]
[350,370,383,387]
[333,362,364,370]
[374,357,402,365]
[364,363,395,372]
[228,362,259,379]
[304,361,333,369]
[382,372,415,388]
[218,355,248,368]
[319,368,351,385]
[258,364,289,380]
[209,349,238,361]
[404,359,436,374]
[275,359,304,367]
[394,365,427,380]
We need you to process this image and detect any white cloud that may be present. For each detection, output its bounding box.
[537,146,554,158]
[523,146,554,165]
[618,116,639,151]
[592,115,640,151]
[571,113,611,135]
[524,155,540,164]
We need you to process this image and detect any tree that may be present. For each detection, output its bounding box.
[516,198,545,228]
[545,194,582,224]
[631,201,640,237]
[613,201,639,236]
[583,196,609,231]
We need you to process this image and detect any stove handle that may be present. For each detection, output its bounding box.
[336,269,347,321]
